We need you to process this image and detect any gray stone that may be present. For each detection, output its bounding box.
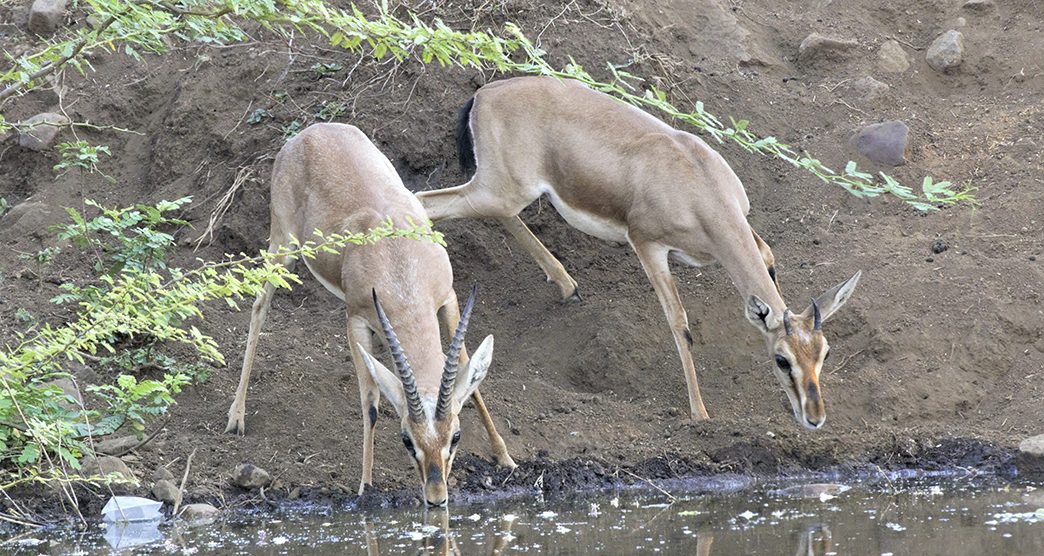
[152,479,180,505]
[962,0,995,13]
[179,503,220,522]
[45,378,82,411]
[798,33,859,64]
[17,112,69,151]
[926,30,964,73]
[80,456,136,484]
[0,201,58,240]
[27,0,67,36]
[877,40,910,73]
[231,463,271,490]
[851,76,890,100]
[1017,433,1044,475]
[849,120,909,166]
[152,467,175,482]
[95,436,141,456]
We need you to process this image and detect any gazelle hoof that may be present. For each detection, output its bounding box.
[225,413,246,435]
[561,288,583,304]
[496,454,518,470]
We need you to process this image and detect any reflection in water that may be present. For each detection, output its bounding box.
[364,509,515,556]
[29,478,1044,554]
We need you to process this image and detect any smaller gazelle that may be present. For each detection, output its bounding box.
[417,77,861,429]
[225,123,515,506]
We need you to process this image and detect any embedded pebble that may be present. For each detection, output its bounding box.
[926,31,964,73]
[850,120,909,166]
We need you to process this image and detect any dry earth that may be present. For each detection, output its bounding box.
[0,0,1041,513]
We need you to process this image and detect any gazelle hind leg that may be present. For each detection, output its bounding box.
[499,216,579,301]
[751,228,783,296]
[417,180,578,301]
[348,316,381,494]
[630,240,710,421]
[225,238,295,435]
[438,300,516,468]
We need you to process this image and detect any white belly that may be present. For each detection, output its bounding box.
[544,187,628,243]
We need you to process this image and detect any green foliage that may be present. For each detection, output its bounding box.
[87,373,189,436]
[14,308,33,323]
[0,0,971,210]
[309,61,343,78]
[52,197,191,274]
[246,107,270,125]
[0,197,9,217]
[53,141,113,182]
[282,120,303,140]
[0,196,443,486]
[314,100,346,121]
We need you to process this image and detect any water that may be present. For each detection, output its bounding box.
[8,478,1044,554]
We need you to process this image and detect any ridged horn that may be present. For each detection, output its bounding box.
[783,308,793,336]
[436,285,477,420]
[812,298,822,330]
[372,289,424,422]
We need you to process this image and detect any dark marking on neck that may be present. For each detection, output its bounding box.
[768,265,777,283]
[684,328,694,347]
[368,405,377,427]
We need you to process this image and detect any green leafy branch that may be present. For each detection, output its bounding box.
[1,1,970,209]
[0,207,443,482]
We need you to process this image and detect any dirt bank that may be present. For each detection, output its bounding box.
[0,0,1041,516]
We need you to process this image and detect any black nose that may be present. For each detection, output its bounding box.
[806,417,822,428]
[425,498,447,507]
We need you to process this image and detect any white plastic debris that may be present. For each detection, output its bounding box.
[537,510,558,520]
[101,496,163,523]
[103,521,163,550]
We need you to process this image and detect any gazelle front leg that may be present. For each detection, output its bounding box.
[752,228,783,296]
[348,315,381,494]
[630,239,710,421]
[226,245,293,435]
[438,300,517,468]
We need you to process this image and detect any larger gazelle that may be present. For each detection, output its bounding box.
[417,77,861,428]
[225,123,515,506]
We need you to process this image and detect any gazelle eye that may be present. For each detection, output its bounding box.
[824,349,831,361]
[401,432,414,453]
[775,355,791,371]
[451,431,461,446]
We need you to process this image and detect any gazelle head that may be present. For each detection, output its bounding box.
[745,271,861,430]
[356,287,493,507]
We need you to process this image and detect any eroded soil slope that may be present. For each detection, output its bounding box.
[0,0,1041,508]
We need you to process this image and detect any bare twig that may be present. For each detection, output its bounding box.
[172,447,197,516]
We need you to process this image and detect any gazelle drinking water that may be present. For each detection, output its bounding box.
[417,77,861,429]
[225,123,515,506]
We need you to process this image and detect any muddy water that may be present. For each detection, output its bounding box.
[17,478,1044,554]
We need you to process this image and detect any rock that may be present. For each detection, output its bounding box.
[231,463,271,490]
[798,33,858,64]
[95,436,141,456]
[849,120,910,166]
[931,239,949,254]
[877,40,910,72]
[152,479,180,505]
[179,503,220,522]
[152,467,175,482]
[1017,434,1044,475]
[80,456,136,484]
[961,0,995,13]
[17,112,69,151]
[926,30,964,73]
[850,76,890,101]
[45,378,82,411]
[27,0,67,36]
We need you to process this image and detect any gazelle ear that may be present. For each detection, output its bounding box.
[801,270,862,323]
[453,335,493,405]
[745,295,782,333]
[356,343,406,418]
